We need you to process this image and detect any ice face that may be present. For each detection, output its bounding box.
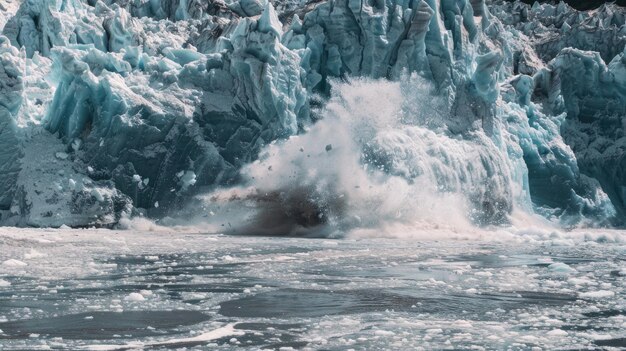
[0,37,23,214]
[0,0,624,230]
[556,48,626,221]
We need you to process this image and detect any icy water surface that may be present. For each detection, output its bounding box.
[0,229,625,350]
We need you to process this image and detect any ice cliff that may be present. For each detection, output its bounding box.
[0,0,624,231]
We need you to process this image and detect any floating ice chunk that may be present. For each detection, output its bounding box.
[546,329,568,336]
[474,271,493,277]
[83,324,244,350]
[426,328,443,334]
[0,279,10,287]
[548,262,577,273]
[24,249,46,259]
[579,290,615,299]
[2,259,27,267]
[568,277,595,286]
[124,292,145,302]
[452,320,473,328]
[154,323,244,346]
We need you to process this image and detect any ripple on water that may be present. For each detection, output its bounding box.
[218,287,576,319]
[0,310,211,340]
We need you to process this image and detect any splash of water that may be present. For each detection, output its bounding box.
[196,75,529,237]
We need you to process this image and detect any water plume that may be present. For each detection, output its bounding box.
[197,75,520,237]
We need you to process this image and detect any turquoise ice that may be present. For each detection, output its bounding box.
[0,0,624,230]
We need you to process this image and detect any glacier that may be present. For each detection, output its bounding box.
[0,0,625,232]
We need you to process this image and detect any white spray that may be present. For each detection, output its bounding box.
[197,75,523,237]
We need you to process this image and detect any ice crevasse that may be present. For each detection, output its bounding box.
[0,0,624,230]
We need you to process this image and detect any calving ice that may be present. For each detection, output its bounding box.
[1,1,626,350]
[0,0,625,233]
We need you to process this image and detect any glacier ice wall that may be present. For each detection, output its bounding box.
[0,0,624,230]
[0,37,22,212]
